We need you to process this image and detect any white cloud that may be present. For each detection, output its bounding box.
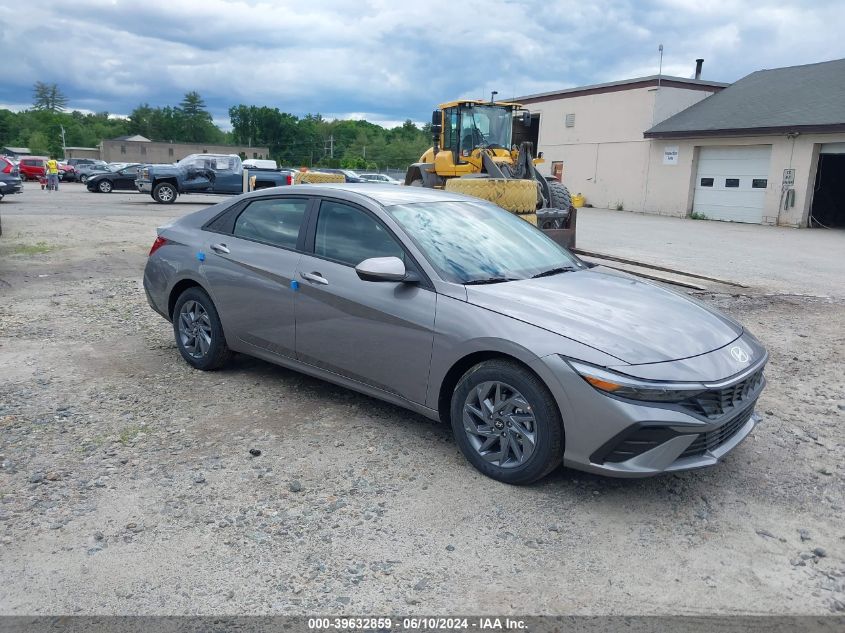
[1,0,843,124]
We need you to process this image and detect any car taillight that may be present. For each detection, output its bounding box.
[285,174,292,185]
[1,160,11,174]
[149,236,168,256]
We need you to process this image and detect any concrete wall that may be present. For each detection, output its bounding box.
[641,132,845,226]
[100,141,269,164]
[64,148,100,160]
[532,85,717,212]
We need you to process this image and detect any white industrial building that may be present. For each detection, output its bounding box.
[521,58,845,228]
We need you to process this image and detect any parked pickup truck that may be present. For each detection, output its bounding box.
[136,154,294,203]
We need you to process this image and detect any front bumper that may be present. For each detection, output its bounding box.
[137,180,152,193]
[0,182,23,195]
[529,350,767,478]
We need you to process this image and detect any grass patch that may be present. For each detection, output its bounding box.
[118,425,143,446]
[11,241,52,255]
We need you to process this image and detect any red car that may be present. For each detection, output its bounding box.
[18,156,49,181]
[59,163,77,182]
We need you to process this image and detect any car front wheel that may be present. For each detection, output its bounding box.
[98,180,113,193]
[172,287,232,370]
[450,359,563,484]
[153,182,177,203]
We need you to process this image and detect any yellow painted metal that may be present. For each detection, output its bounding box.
[294,171,345,184]
[571,193,585,207]
[444,178,537,213]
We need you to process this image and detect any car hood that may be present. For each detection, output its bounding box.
[465,269,742,364]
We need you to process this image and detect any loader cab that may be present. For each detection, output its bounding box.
[438,103,516,164]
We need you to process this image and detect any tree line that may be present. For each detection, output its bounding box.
[0,83,432,170]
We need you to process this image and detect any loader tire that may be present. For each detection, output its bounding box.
[444,177,537,214]
[546,179,573,210]
[294,171,346,184]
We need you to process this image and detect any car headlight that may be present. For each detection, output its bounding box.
[566,359,707,402]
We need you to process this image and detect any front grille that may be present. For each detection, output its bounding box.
[679,369,764,419]
[680,406,755,459]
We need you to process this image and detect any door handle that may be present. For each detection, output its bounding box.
[210,243,230,254]
[300,271,329,285]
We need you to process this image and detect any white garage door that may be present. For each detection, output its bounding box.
[693,146,772,223]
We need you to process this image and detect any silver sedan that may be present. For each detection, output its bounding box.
[143,184,767,484]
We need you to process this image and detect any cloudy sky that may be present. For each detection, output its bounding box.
[2,0,844,128]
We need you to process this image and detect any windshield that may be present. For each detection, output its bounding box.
[386,201,580,284]
[460,105,513,150]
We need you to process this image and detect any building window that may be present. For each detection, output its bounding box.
[565,113,575,128]
[253,152,258,159]
[168,148,174,157]
[725,178,740,188]
[700,178,714,187]
[752,178,768,188]
[120,145,126,154]
[203,149,208,153]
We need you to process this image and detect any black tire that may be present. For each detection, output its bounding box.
[98,180,113,193]
[547,179,573,210]
[171,287,232,371]
[450,359,563,485]
[152,181,177,204]
[408,179,424,187]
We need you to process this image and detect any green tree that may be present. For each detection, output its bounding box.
[32,82,69,113]
[177,91,218,143]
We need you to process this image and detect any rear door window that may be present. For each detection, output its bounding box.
[232,198,308,250]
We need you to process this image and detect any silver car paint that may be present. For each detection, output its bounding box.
[144,184,767,478]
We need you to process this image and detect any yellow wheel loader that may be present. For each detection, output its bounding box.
[404,99,576,248]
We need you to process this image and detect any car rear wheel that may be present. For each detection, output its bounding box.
[450,359,563,484]
[98,180,113,193]
[80,174,89,184]
[172,287,232,370]
[153,182,177,203]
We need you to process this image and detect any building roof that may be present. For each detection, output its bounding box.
[516,75,728,104]
[64,146,99,150]
[2,146,31,154]
[111,135,152,142]
[646,58,845,138]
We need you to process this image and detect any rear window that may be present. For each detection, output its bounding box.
[232,198,308,249]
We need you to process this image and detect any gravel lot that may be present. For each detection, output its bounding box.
[1,183,843,615]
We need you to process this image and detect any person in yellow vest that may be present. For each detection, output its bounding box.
[45,157,60,192]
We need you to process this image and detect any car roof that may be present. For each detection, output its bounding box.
[246,182,481,206]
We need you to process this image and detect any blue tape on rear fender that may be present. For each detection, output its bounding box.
[290,280,299,291]
[197,251,205,262]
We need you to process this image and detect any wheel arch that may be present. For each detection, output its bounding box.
[167,277,210,320]
[436,350,548,425]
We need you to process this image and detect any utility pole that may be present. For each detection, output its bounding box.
[363,145,366,159]
[60,125,66,158]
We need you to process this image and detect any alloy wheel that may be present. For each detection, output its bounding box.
[178,300,213,359]
[463,381,537,468]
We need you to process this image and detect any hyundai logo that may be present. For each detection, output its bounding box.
[730,346,750,363]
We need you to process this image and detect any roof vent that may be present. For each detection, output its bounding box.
[695,59,704,80]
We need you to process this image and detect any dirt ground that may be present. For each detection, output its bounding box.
[1,184,843,615]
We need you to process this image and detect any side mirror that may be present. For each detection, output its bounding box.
[521,111,531,127]
[355,256,416,282]
[432,110,442,126]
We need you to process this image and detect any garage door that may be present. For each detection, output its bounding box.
[693,146,772,223]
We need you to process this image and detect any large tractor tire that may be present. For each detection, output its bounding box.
[294,171,345,184]
[547,179,573,210]
[444,178,537,214]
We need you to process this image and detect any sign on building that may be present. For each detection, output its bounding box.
[663,146,680,165]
